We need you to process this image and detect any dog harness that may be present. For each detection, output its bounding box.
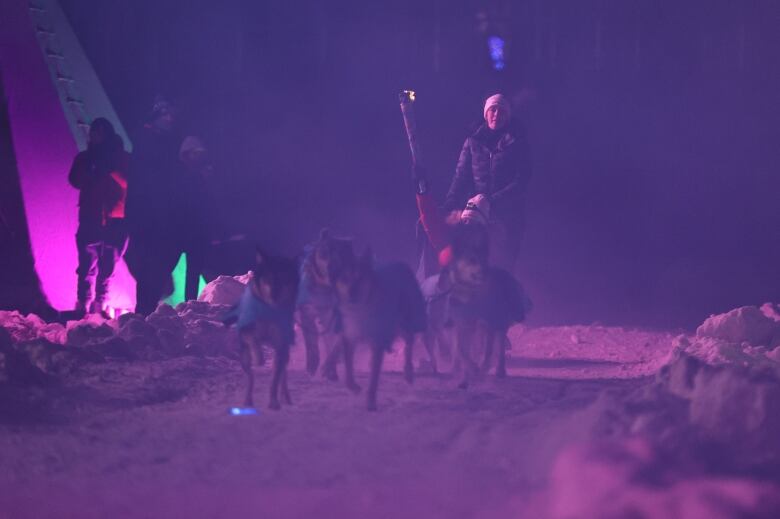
[223,284,296,345]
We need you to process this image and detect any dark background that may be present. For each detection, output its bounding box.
[15,0,780,328]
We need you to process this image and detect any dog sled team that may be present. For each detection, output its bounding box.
[225,202,531,412]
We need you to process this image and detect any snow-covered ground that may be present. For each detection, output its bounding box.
[2,299,779,518]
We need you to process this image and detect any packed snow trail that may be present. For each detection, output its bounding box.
[2,302,779,518]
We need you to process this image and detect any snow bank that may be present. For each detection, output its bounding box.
[660,303,780,374]
[687,359,780,463]
[116,302,235,359]
[66,315,116,347]
[175,300,236,357]
[1,301,237,386]
[527,439,780,519]
[197,272,250,306]
[569,349,780,479]
[0,327,49,386]
[697,303,780,347]
[562,304,780,485]
[0,310,67,344]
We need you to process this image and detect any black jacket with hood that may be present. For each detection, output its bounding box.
[444,121,532,239]
[125,125,186,239]
[68,132,129,228]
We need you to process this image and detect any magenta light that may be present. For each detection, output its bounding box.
[0,0,135,312]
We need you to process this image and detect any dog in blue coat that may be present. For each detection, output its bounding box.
[331,248,427,411]
[223,248,300,410]
[423,223,530,388]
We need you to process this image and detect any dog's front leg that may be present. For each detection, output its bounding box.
[342,338,361,394]
[496,332,509,378]
[268,344,289,410]
[366,344,385,411]
[239,337,255,407]
[403,334,415,384]
[298,306,320,375]
[456,325,478,390]
[321,334,342,381]
[281,351,293,405]
[423,331,439,374]
[439,327,454,364]
[481,327,496,375]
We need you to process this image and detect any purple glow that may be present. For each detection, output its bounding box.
[0,0,135,312]
[488,36,505,70]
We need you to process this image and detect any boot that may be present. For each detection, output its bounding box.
[89,299,112,320]
[73,300,88,319]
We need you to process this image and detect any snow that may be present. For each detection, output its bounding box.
[2,302,780,518]
[0,310,67,344]
[527,439,780,519]
[697,303,780,348]
[197,272,251,306]
[656,303,780,374]
[510,324,676,379]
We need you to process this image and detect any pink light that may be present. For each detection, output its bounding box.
[0,0,135,312]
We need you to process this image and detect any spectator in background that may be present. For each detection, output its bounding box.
[125,96,187,315]
[68,117,130,316]
[178,135,218,301]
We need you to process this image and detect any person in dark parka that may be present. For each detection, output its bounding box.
[124,96,187,315]
[178,135,218,301]
[68,117,130,315]
[443,93,532,272]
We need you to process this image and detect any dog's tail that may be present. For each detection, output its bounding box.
[499,269,531,324]
[374,263,427,342]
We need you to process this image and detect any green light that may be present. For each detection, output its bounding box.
[198,274,206,296]
[162,253,186,306]
[162,253,207,306]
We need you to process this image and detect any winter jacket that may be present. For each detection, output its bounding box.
[179,165,219,250]
[125,126,185,238]
[416,192,451,254]
[444,121,532,237]
[418,193,492,269]
[68,135,129,227]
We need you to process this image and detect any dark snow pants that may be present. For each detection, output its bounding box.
[76,219,128,311]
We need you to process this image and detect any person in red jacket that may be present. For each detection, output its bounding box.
[416,189,490,268]
[68,118,129,316]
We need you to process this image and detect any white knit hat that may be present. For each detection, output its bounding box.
[461,194,490,225]
[483,93,511,120]
[179,136,206,161]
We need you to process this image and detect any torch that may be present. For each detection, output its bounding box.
[399,90,427,194]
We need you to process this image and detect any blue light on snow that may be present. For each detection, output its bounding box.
[230,407,258,416]
[488,36,505,71]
